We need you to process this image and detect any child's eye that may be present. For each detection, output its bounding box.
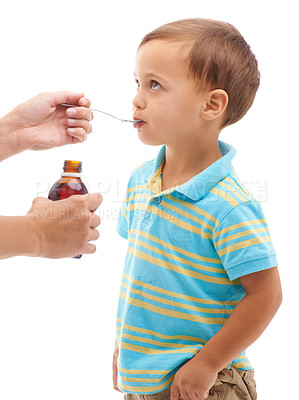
[134,79,161,90]
[151,80,161,90]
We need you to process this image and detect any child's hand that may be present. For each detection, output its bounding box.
[112,339,122,392]
[170,356,218,400]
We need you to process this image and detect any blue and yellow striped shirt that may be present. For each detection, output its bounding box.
[116,140,278,394]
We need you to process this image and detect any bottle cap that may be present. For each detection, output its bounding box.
[63,160,82,174]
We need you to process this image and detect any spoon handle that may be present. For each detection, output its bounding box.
[60,103,139,123]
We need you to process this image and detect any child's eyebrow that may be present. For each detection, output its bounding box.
[133,72,168,82]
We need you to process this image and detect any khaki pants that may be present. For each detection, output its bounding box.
[124,365,257,400]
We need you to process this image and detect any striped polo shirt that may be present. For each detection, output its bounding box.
[116,140,278,395]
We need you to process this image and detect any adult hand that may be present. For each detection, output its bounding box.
[112,339,122,392]
[170,356,218,400]
[4,91,93,151]
[26,193,102,258]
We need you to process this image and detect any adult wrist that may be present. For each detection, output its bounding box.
[0,114,27,161]
[15,216,40,257]
[0,216,39,259]
[0,116,8,134]
[25,216,41,257]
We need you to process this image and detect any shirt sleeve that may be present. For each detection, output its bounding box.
[212,200,278,281]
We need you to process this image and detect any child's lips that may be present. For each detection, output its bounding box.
[133,121,145,129]
[133,119,146,129]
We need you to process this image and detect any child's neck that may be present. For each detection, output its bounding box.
[161,138,223,191]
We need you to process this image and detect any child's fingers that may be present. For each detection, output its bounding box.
[170,382,180,400]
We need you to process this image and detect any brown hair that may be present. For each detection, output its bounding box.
[138,18,260,128]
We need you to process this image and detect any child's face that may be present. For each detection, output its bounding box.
[133,40,207,146]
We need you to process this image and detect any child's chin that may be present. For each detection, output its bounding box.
[138,132,163,146]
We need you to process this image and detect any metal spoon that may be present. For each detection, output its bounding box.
[60,103,142,123]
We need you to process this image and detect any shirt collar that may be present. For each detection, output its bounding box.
[141,140,236,201]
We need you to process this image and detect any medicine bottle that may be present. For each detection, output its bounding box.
[48,160,88,258]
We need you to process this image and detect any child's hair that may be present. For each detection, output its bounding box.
[138,18,260,128]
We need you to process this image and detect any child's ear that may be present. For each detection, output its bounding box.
[200,89,228,122]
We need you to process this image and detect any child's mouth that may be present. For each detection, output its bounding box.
[133,121,146,129]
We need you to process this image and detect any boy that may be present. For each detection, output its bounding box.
[113,18,282,400]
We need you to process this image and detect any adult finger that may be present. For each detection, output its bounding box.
[80,242,97,255]
[90,213,101,229]
[67,127,87,142]
[66,118,92,134]
[88,228,100,242]
[69,193,102,212]
[47,91,85,107]
[31,196,50,206]
[69,134,84,145]
[87,193,103,212]
[78,97,91,108]
[66,106,93,121]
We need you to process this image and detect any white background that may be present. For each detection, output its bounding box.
[0,0,297,399]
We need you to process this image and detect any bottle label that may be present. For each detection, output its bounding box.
[61,172,82,177]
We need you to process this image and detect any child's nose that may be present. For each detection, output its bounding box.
[132,91,146,110]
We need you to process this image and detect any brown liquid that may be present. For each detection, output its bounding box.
[48,162,88,259]
[48,178,88,200]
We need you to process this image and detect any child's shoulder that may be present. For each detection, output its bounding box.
[128,158,155,182]
[133,158,154,172]
[223,167,256,203]
[210,167,262,225]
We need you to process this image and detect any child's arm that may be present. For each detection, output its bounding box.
[112,338,122,392]
[171,267,282,400]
